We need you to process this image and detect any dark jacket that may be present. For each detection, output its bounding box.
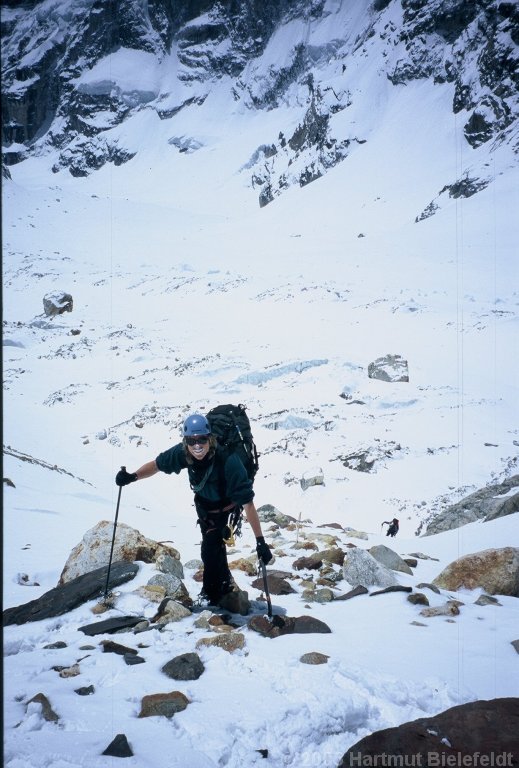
[155,443,254,511]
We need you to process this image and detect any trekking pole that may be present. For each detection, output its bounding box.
[259,556,273,620]
[104,466,124,601]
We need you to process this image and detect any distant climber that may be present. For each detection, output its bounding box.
[382,518,399,537]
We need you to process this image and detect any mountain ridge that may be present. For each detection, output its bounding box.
[2,0,518,204]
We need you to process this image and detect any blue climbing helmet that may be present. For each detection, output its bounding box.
[183,413,211,437]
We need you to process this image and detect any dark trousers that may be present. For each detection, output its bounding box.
[198,511,232,602]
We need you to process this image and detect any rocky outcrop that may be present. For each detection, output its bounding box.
[432,547,519,596]
[59,521,180,584]
[425,475,519,534]
[2,0,517,202]
[339,698,519,766]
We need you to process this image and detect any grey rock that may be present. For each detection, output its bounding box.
[474,594,502,606]
[124,653,145,665]
[155,553,184,579]
[102,734,133,757]
[100,640,138,656]
[3,561,138,625]
[248,614,331,638]
[79,614,144,636]
[251,575,296,595]
[75,685,95,696]
[151,599,192,624]
[256,504,297,527]
[162,653,205,681]
[368,354,409,382]
[300,652,329,665]
[343,548,400,590]
[368,545,414,575]
[407,593,430,606]
[300,468,324,491]
[43,291,73,317]
[218,589,251,616]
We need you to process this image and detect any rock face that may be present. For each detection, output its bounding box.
[425,475,519,534]
[432,547,519,597]
[2,1,517,206]
[339,698,519,766]
[343,548,400,589]
[59,521,180,584]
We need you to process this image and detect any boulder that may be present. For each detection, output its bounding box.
[161,653,205,681]
[248,615,331,638]
[78,613,144,636]
[256,504,297,527]
[339,698,519,766]
[3,561,138,625]
[300,467,324,491]
[155,553,184,579]
[102,734,133,758]
[425,476,519,534]
[217,589,251,616]
[195,632,245,653]
[343,548,400,589]
[432,547,519,597]
[147,575,191,606]
[368,354,409,382]
[293,554,323,571]
[59,521,180,584]
[368,545,414,575]
[43,291,73,317]
[251,574,296,595]
[150,599,192,625]
[300,652,329,665]
[138,691,189,718]
[420,601,461,618]
[26,693,59,723]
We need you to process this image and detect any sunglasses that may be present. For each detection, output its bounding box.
[186,435,210,446]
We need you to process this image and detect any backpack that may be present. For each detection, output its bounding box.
[206,403,259,483]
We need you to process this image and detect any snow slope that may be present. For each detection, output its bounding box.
[3,21,519,768]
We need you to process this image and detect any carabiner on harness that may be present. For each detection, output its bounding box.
[223,507,243,547]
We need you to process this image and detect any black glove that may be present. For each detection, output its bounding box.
[256,536,272,565]
[116,469,138,487]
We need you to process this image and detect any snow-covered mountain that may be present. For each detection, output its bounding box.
[3,0,518,204]
[2,1,518,767]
